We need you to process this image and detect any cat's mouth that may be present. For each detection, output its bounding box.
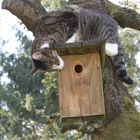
[31,49,64,74]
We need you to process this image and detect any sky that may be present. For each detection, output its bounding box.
[0,1,33,53]
[0,0,140,67]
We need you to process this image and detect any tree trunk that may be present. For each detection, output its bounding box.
[2,0,140,139]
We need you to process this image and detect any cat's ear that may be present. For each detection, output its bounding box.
[32,52,45,61]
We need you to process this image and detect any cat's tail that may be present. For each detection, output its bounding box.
[110,47,133,85]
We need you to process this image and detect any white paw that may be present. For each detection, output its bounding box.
[66,33,77,43]
[41,43,49,49]
[52,64,64,70]
[52,53,64,70]
[105,43,118,56]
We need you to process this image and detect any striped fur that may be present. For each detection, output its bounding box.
[32,5,133,84]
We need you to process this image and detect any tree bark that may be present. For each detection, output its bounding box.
[2,0,46,32]
[2,0,140,139]
[2,0,140,32]
[70,0,140,30]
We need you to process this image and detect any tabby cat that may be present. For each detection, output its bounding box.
[31,5,133,84]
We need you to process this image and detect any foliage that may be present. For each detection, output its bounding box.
[0,31,55,139]
[122,97,140,140]
[120,28,140,102]
[119,0,139,11]
[41,0,68,9]
[42,72,59,115]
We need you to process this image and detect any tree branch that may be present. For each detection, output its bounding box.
[2,0,140,32]
[104,1,140,30]
[70,0,140,31]
[2,0,47,32]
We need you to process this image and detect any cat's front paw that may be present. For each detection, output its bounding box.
[105,43,118,56]
[52,51,64,70]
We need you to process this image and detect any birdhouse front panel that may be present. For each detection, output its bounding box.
[58,52,105,118]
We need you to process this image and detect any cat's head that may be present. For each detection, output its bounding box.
[31,37,53,73]
[31,48,55,73]
[31,42,64,74]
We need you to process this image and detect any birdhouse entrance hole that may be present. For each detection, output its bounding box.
[74,64,83,73]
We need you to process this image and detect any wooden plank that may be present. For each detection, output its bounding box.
[58,52,105,118]
[40,40,104,56]
[100,44,105,68]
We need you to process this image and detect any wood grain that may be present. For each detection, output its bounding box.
[58,52,105,118]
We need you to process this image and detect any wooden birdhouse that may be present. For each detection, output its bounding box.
[56,40,105,120]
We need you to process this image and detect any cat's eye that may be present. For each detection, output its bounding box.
[45,60,52,65]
